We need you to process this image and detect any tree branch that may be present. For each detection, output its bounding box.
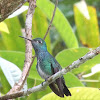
[7,0,36,94]
[1,46,100,99]
[43,0,58,40]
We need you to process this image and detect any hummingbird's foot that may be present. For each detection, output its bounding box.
[41,77,50,86]
[45,78,48,81]
[41,82,44,86]
[41,80,47,86]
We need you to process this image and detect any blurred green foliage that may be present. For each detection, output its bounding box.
[0,0,100,99]
[41,87,100,100]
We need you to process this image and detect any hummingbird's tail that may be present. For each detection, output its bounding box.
[63,82,71,96]
[49,77,71,97]
[50,65,71,97]
[56,77,71,97]
[49,83,64,97]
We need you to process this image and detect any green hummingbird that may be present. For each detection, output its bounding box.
[20,36,71,97]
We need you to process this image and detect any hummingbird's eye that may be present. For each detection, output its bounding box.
[37,40,42,44]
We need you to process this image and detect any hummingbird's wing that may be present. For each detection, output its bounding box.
[49,82,63,97]
[49,65,64,97]
[49,64,64,97]
[49,60,71,97]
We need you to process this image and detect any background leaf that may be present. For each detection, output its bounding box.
[0,50,42,80]
[0,22,9,33]
[56,48,100,74]
[0,67,11,94]
[41,87,100,100]
[83,71,100,88]
[37,0,79,48]
[74,4,100,47]
[65,72,84,87]
[1,17,25,51]
[0,57,22,87]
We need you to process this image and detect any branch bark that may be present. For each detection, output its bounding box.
[0,46,100,99]
[0,0,27,22]
[7,0,36,94]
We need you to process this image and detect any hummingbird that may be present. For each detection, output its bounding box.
[20,36,71,97]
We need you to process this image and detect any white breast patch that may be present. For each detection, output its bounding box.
[37,63,50,79]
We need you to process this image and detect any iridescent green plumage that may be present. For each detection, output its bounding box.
[20,37,71,97]
[31,38,71,97]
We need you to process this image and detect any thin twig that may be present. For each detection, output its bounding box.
[43,0,58,40]
[80,79,100,82]
[0,46,100,99]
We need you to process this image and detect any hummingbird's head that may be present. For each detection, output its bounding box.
[19,36,47,55]
[31,38,47,53]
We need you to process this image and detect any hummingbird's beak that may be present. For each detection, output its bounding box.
[19,36,32,41]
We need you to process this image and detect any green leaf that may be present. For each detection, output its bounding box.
[74,3,99,47]
[27,78,51,100]
[41,87,100,100]
[0,51,25,69]
[74,1,90,20]
[56,47,89,67]
[83,71,100,88]
[65,72,84,87]
[0,22,9,33]
[1,17,25,51]
[26,78,38,100]
[37,0,78,48]
[0,57,22,87]
[0,57,27,91]
[0,50,42,80]
[0,67,11,94]
[56,48,100,74]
